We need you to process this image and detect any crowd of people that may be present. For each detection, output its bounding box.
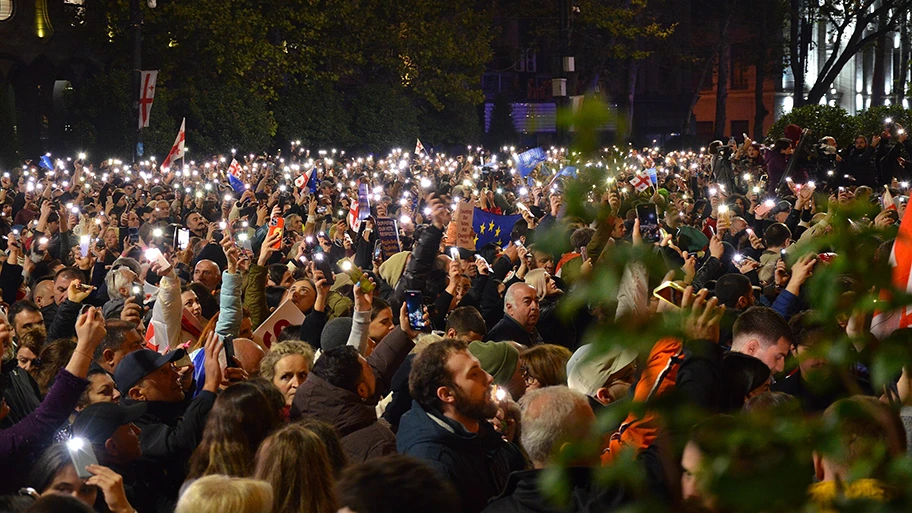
[1,120,912,513]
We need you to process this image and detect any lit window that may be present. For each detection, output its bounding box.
[0,0,14,21]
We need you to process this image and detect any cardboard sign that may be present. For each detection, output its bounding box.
[253,299,306,349]
[453,200,476,250]
[375,217,401,260]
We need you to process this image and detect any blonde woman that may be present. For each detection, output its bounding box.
[523,268,568,346]
[260,341,316,411]
[175,475,273,513]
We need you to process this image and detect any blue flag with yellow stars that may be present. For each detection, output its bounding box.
[472,208,521,248]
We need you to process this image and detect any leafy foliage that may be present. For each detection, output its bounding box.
[769,104,912,148]
[536,96,912,512]
[179,82,277,157]
[854,106,912,140]
[348,84,419,154]
[67,0,494,156]
[417,100,482,148]
[274,83,353,150]
[63,70,175,158]
[768,104,859,147]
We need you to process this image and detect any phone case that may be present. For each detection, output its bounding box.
[268,218,285,249]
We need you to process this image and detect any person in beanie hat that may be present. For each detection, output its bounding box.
[321,317,355,352]
[468,341,526,400]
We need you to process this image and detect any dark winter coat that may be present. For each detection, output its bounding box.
[481,468,630,513]
[397,401,527,513]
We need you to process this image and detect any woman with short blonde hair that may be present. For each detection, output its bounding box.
[175,475,273,513]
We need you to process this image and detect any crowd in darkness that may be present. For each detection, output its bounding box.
[2,120,912,513]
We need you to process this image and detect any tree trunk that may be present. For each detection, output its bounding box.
[871,10,887,106]
[683,54,716,135]
[789,0,805,106]
[683,8,736,135]
[714,38,730,138]
[624,57,639,140]
[899,19,910,105]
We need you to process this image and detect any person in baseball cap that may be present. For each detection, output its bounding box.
[73,402,146,465]
[114,348,187,402]
[566,344,637,408]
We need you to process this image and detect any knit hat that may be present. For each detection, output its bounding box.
[566,344,637,398]
[468,341,519,386]
[378,251,410,288]
[321,317,354,352]
[676,226,709,253]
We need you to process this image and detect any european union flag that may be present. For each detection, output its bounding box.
[472,208,521,248]
[306,169,318,193]
[514,147,547,177]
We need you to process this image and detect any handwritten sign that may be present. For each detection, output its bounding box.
[253,299,306,349]
[375,217,401,260]
[454,200,476,250]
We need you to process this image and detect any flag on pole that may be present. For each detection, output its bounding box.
[871,199,912,340]
[884,185,898,211]
[160,118,186,172]
[295,166,319,194]
[348,198,361,231]
[138,70,158,129]
[629,173,651,193]
[227,159,246,194]
[415,139,427,156]
[646,167,658,185]
[514,148,547,177]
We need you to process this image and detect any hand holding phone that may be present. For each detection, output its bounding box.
[66,437,99,480]
[405,290,428,331]
[653,281,686,309]
[267,217,285,250]
[636,204,661,243]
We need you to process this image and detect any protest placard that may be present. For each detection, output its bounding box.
[253,299,306,349]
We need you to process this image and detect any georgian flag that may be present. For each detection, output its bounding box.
[884,185,898,211]
[347,199,361,231]
[139,71,158,129]
[227,159,246,193]
[160,118,186,172]
[629,173,651,193]
[415,139,425,156]
[295,167,318,193]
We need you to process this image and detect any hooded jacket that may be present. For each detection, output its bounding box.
[290,374,396,463]
[292,326,414,461]
[397,401,527,513]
